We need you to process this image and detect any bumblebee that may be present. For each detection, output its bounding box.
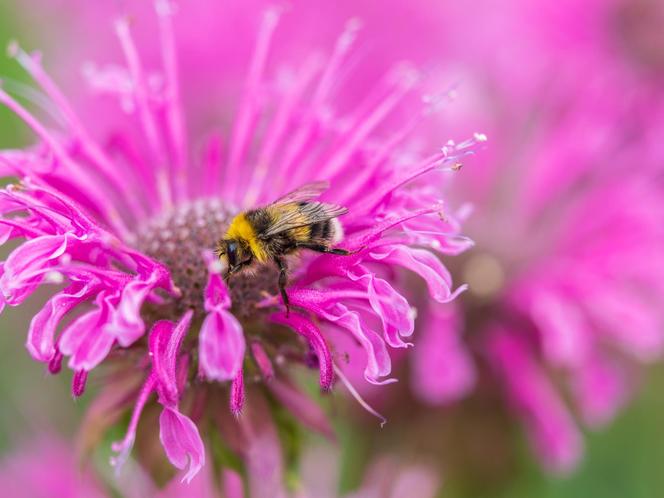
[216,181,352,313]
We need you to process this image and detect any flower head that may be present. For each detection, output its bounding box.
[0,1,476,484]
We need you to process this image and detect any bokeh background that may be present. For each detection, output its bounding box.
[1,1,664,497]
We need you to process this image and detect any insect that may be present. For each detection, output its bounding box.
[216,181,353,314]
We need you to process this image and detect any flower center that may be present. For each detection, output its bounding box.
[135,199,278,319]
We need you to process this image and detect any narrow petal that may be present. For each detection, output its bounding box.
[59,304,114,371]
[267,379,334,439]
[230,369,245,416]
[106,270,163,347]
[0,234,70,305]
[348,269,414,348]
[271,311,333,390]
[369,244,458,302]
[199,310,245,382]
[149,311,193,406]
[572,354,631,428]
[71,369,88,397]
[411,304,475,404]
[322,304,394,385]
[159,406,206,484]
[488,329,583,474]
[250,341,274,381]
[204,267,232,311]
[111,374,156,473]
[26,283,96,361]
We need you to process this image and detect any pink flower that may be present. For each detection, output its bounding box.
[0,437,106,498]
[300,443,441,498]
[0,434,223,498]
[402,0,664,474]
[0,434,440,498]
[0,0,476,484]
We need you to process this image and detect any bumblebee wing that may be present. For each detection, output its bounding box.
[260,202,348,238]
[272,181,330,205]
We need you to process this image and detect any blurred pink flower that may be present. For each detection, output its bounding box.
[0,434,439,498]
[0,435,227,498]
[0,0,475,484]
[407,0,664,474]
[299,443,440,498]
[0,437,106,498]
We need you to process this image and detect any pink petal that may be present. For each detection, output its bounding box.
[250,341,274,381]
[369,244,459,302]
[348,269,414,348]
[572,354,632,428]
[267,379,334,439]
[488,328,583,474]
[59,304,114,371]
[26,283,96,362]
[230,369,245,415]
[159,406,205,484]
[527,289,591,368]
[199,310,245,381]
[204,269,231,311]
[323,304,394,385]
[0,234,70,305]
[149,311,193,406]
[106,270,163,347]
[411,304,475,404]
[271,311,333,390]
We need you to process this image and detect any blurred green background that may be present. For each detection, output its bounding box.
[1,1,664,497]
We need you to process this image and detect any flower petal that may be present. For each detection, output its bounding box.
[411,304,475,404]
[159,406,205,484]
[204,268,231,311]
[199,310,245,381]
[149,311,193,406]
[271,311,333,390]
[26,283,96,361]
[324,304,394,385]
[369,244,458,303]
[348,269,414,348]
[59,297,115,371]
[488,329,583,475]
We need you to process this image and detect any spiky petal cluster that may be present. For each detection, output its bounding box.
[0,1,478,482]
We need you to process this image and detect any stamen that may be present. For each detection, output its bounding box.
[7,41,148,221]
[274,19,362,191]
[305,64,418,184]
[333,363,387,427]
[156,0,189,201]
[0,86,130,238]
[115,17,173,210]
[243,57,322,206]
[226,8,282,202]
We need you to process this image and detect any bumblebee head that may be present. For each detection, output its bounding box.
[216,238,248,277]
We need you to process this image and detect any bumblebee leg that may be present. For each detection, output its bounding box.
[275,257,290,316]
[296,243,358,255]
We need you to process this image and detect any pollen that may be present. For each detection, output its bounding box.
[135,199,278,318]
